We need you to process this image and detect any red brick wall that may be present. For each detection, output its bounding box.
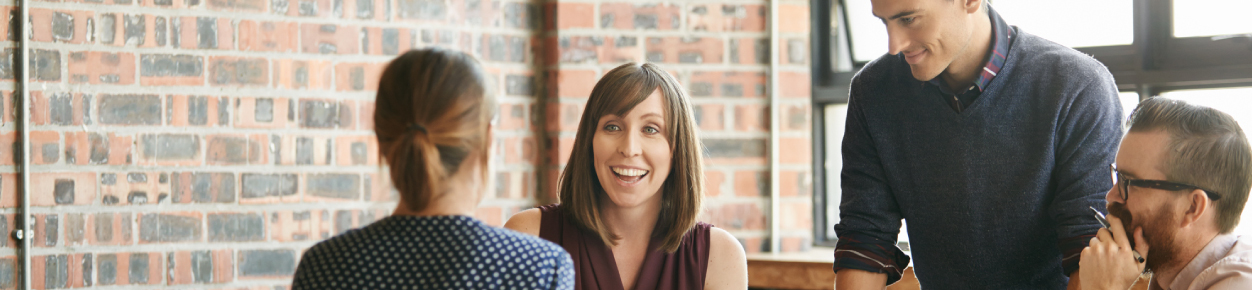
[0,0,812,288]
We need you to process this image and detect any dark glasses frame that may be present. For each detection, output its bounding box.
[1110,164,1222,201]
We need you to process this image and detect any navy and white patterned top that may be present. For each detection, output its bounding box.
[292,215,575,289]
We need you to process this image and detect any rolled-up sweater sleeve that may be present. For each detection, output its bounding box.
[832,77,911,285]
[1048,74,1122,276]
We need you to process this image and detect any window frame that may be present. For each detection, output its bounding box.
[810,0,1252,247]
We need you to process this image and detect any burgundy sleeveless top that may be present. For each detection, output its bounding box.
[537,204,711,290]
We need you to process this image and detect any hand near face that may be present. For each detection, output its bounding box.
[1079,215,1150,290]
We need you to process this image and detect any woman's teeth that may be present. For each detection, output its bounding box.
[612,167,648,177]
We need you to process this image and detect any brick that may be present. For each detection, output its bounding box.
[168,95,226,127]
[728,38,770,65]
[138,134,202,165]
[64,214,85,245]
[301,23,358,54]
[129,253,154,284]
[123,14,145,46]
[545,101,585,133]
[549,2,592,29]
[784,103,811,132]
[600,3,680,30]
[98,13,118,44]
[398,0,447,21]
[785,38,808,64]
[305,173,360,200]
[706,170,725,197]
[0,175,14,208]
[333,62,384,91]
[238,249,295,278]
[335,135,376,166]
[270,210,331,242]
[30,49,61,81]
[97,254,116,285]
[273,59,332,90]
[481,34,527,63]
[550,69,599,99]
[274,135,334,166]
[238,20,297,52]
[31,9,95,44]
[32,172,96,206]
[208,213,264,241]
[97,94,161,125]
[688,4,766,32]
[781,137,811,164]
[41,214,60,246]
[208,0,266,11]
[359,101,375,130]
[693,103,726,131]
[210,57,269,86]
[505,74,534,96]
[704,202,766,230]
[101,171,171,205]
[780,170,812,197]
[140,54,204,86]
[781,236,811,252]
[0,258,11,289]
[206,134,267,165]
[689,71,767,98]
[28,131,59,165]
[240,173,298,201]
[69,51,137,85]
[236,97,292,128]
[734,104,770,132]
[734,170,770,197]
[554,36,641,65]
[361,27,416,55]
[779,4,810,33]
[703,138,766,158]
[65,132,133,165]
[87,212,134,245]
[503,2,538,29]
[646,37,723,64]
[166,249,230,284]
[299,100,341,128]
[170,172,237,203]
[780,71,811,98]
[43,254,68,288]
[139,212,203,243]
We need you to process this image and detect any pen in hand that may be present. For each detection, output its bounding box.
[1090,206,1145,263]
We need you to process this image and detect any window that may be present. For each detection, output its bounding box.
[1173,0,1252,38]
[812,0,1252,247]
[843,0,1134,63]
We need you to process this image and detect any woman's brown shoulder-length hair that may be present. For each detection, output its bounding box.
[558,62,704,253]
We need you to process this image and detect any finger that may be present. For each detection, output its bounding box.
[1134,227,1150,265]
[1095,227,1114,247]
[1107,215,1132,249]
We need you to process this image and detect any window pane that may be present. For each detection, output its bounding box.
[993,0,1133,48]
[845,0,886,63]
[824,104,910,250]
[1174,0,1252,38]
[845,0,1133,63]
[1158,87,1252,236]
[1119,92,1140,125]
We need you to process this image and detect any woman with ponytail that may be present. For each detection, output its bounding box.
[292,48,574,289]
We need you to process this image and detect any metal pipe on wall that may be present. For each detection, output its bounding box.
[768,0,782,254]
[19,0,32,287]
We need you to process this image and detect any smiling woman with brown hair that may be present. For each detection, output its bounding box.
[504,62,747,290]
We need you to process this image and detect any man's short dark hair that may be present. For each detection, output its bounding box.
[1127,97,1252,233]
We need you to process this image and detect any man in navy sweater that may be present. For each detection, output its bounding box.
[831,0,1122,289]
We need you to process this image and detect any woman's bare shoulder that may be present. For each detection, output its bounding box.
[503,208,543,236]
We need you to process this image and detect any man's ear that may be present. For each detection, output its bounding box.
[1179,189,1211,228]
[964,0,983,14]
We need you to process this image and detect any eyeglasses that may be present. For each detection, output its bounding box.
[1110,164,1222,202]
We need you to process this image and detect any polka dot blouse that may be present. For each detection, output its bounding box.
[292,215,575,289]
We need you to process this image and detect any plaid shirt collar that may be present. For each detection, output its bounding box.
[927,6,1014,94]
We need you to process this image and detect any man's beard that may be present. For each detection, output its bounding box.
[1107,202,1179,273]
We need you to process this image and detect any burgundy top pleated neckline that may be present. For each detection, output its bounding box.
[537,203,711,290]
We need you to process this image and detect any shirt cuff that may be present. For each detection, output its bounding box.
[1059,233,1097,276]
[833,233,911,285]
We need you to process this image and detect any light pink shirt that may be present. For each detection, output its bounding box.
[1150,234,1252,290]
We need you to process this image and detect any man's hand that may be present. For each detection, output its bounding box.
[1078,215,1150,290]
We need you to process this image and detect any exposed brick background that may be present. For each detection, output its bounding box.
[1,0,813,288]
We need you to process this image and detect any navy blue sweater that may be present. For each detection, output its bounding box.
[833,28,1123,289]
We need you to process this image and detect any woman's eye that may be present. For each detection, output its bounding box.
[643,127,659,134]
[604,124,620,131]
